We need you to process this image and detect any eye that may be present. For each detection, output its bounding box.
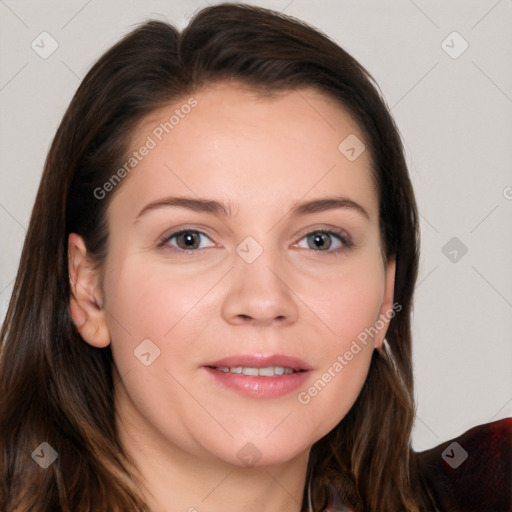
[159,229,215,253]
[296,229,353,254]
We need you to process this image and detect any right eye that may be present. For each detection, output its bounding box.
[159,229,216,254]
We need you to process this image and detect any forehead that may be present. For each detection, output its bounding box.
[111,81,378,223]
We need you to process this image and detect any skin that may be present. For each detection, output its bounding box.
[68,81,396,512]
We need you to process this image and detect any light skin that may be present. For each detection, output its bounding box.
[68,81,396,512]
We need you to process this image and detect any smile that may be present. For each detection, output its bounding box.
[211,366,303,376]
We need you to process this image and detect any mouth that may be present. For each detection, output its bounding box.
[202,354,312,398]
[203,353,311,373]
[207,365,306,376]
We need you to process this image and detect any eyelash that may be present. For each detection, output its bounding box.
[157,227,354,257]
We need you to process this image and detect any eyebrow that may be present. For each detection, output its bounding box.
[134,195,370,222]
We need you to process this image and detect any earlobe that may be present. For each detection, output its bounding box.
[68,233,111,348]
[374,257,397,350]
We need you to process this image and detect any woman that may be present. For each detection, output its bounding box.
[0,3,508,512]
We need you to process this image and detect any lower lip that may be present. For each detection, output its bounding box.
[203,367,311,398]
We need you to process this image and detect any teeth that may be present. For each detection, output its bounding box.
[214,366,298,376]
[242,367,260,376]
[258,367,274,376]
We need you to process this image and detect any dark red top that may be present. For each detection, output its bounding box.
[415,417,512,511]
[325,417,512,511]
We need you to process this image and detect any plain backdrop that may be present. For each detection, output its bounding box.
[0,0,511,451]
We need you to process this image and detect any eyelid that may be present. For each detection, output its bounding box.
[295,225,352,246]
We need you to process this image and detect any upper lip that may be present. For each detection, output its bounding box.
[204,354,312,371]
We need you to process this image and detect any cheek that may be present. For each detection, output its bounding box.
[101,254,213,373]
[306,250,386,346]
[293,254,385,437]
[295,345,374,444]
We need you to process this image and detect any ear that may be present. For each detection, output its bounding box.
[68,233,110,348]
[373,257,396,350]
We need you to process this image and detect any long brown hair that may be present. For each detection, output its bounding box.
[0,4,437,511]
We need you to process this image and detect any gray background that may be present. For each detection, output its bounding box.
[0,0,511,451]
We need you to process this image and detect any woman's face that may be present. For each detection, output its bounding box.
[77,81,395,468]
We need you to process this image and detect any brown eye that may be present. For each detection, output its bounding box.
[307,232,333,251]
[161,229,214,252]
[174,231,201,250]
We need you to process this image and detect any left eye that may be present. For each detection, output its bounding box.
[296,230,351,252]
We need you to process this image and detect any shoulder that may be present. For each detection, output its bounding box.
[414,417,512,512]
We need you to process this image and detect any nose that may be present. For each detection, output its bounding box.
[221,245,299,327]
